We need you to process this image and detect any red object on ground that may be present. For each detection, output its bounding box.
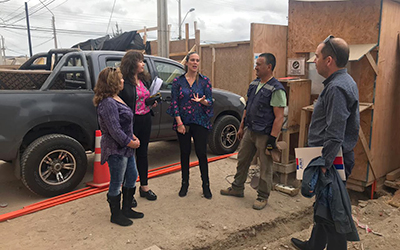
[0,152,237,222]
[87,130,111,188]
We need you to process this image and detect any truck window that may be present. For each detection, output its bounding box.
[154,61,185,90]
[52,56,87,90]
[106,59,149,73]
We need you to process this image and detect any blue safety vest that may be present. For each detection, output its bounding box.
[245,77,285,134]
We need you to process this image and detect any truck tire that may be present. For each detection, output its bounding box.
[21,134,87,197]
[209,115,240,155]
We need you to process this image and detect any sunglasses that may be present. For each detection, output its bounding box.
[323,35,338,58]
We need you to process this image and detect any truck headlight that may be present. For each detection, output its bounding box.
[239,96,246,106]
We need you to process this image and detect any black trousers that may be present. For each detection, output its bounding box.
[133,112,152,186]
[176,124,209,184]
[306,215,347,250]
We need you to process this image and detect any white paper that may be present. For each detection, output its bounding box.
[149,77,163,96]
[295,147,346,181]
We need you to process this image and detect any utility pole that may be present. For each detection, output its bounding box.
[51,15,57,48]
[25,2,33,57]
[39,0,57,48]
[0,35,5,65]
[178,0,182,40]
[157,0,169,58]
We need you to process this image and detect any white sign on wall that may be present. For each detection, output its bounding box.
[253,53,261,69]
[287,58,305,76]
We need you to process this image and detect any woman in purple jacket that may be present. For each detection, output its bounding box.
[93,67,144,227]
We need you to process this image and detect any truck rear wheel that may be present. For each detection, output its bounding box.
[21,134,87,197]
[209,115,240,155]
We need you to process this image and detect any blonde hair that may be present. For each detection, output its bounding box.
[93,67,123,106]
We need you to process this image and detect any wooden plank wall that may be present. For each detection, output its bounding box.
[287,0,382,186]
[370,0,400,181]
[287,0,381,79]
[348,53,377,183]
[288,0,380,55]
[250,23,288,82]
[200,42,251,97]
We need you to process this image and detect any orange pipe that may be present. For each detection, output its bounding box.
[0,152,237,222]
[24,187,92,209]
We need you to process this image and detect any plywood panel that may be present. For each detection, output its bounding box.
[213,44,251,97]
[199,47,213,82]
[286,79,312,127]
[288,0,380,56]
[250,23,288,81]
[370,0,400,179]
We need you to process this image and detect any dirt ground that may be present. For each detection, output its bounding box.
[1,156,400,250]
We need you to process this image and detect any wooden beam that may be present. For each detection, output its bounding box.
[365,52,379,75]
[179,44,196,65]
[137,26,158,33]
[169,51,189,57]
[168,24,171,58]
[211,47,215,85]
[143,26,147,45]
[387,168,400,181]
[185,23,189,53]
[359,126,377,180]
[298,110,307,147]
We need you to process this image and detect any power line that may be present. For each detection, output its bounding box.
[33,37,54,48]
[0,23,106,36]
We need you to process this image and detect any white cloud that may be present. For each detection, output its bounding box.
[0,0,288,56]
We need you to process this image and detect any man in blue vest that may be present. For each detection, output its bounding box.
[220,53,287,210]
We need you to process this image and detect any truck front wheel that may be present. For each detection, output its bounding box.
[209,115,240,155]
[21,134,87,197]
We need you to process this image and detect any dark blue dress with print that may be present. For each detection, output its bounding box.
[167,74,213,130]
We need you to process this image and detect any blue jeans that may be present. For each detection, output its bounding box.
[107,155,138,196]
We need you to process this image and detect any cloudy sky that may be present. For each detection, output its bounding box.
[0,0,288,56]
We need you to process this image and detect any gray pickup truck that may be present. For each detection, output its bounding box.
[0,49,245,197]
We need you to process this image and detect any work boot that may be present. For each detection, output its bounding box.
[252,197,268,210]
[179,181,189,197]
[220,187,244,197]
[131,186,137,208]
[122,187,144,219]
[290,238,308,250]
[107,193,133,227]
[202,182,212,199]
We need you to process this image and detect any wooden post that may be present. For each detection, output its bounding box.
[185,23,189,53]
[195,27,200,70]
[143,26,147,45]
[298,109,307,147]
[211,47,216,86]
[168,24,171,58]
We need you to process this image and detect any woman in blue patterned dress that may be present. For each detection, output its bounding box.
[167,52,213,199]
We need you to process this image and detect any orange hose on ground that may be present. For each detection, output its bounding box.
[0,152,237,222]
[24,187,92,209]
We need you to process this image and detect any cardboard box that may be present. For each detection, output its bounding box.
[295,147,346,181]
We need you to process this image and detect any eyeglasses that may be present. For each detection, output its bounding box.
[323,35,338,58]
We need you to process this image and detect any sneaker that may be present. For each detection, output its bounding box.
[220,187,244,197]
[252,198,268,210]
[290,238,307,250]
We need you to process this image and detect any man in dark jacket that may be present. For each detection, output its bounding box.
[220,53,286,210]
[291,36,360,250]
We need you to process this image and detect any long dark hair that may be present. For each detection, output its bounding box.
[120,50,150,86]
